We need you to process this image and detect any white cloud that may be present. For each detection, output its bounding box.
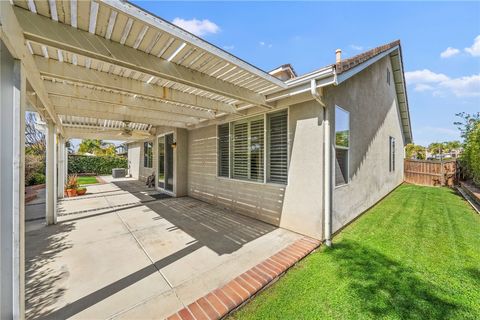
[465,35,480,56]
[222,45,235,50]
[405,69,449,84]
[440,47,460,58]
[440,74,480,97]
[350,44,364,51]
[405,69,480,97]
[172,18,219,36]
[259,41,272,48]
[414,84,435,92]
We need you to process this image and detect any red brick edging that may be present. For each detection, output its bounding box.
[167,236,320,320]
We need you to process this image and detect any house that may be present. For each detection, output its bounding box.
[0,1,411,316]
[125,43,412,241]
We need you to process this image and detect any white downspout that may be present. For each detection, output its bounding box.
[311,79,332,247]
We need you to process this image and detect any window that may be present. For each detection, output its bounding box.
[218,124,230,177]
[232,117,264,181]
[217,111,288,184]
[387,68,391,86]
[389,136,396,172]
[267,110,288,184]
[335,106,350,186]
[143,141,153,168]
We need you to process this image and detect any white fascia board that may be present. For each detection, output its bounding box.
[100,0,287,89]
[284,65,335,87]
[390,49,413,144]
[335,46,399,85]
[334,45,412,144]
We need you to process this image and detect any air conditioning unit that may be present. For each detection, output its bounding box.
[112,168,126,178]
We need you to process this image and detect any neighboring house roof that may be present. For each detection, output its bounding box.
[269,64,298,81]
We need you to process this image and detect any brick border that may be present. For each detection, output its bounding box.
[167,236,320,320]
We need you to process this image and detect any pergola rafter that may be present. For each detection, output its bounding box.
[15,7,275,109]
[43,80,215,121]
[34,57,239,115]
[52,99,192,128]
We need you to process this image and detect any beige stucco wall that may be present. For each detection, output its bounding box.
[325,55,405,233]
[127,139,156,182]
[280,100,325,239]
[187,125,286,226]
[130,54,406,240]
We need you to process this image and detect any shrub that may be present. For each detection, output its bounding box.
[68,155,128,175]
[25,154,44,185]
[28,172,46,186]
[456,112,480,186]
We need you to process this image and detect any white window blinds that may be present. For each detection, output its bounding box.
[267,110,288,184]
[218,124,229,177]
[218,111,287,184]
[232,122,249,179]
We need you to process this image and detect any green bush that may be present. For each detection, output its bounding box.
[27,172,46,186]
[460,122,480,185]
[68,155,127,175]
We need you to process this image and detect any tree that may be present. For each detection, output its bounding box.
[455,112,480,185]
[25,112,46,156]
[405,143,426,160]
[78,139,105,155]
[428,142,445,157]
[78,139,117,156]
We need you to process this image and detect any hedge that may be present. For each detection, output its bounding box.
[68,155,127,175]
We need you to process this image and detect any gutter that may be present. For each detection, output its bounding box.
[310,78,333,247]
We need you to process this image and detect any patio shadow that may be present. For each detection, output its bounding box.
[26,222,75,320]
[113,180,277,255]
[39,242,203,320]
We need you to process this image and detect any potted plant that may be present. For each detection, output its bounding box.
[76,187,87,196]
[66,175,78,197]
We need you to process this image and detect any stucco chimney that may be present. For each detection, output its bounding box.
[336,49,342,63]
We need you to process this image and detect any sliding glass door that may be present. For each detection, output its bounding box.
[165,133,174,192]
[157,133,174,192]
[158,136,165,188]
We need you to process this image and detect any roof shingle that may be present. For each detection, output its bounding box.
[336,40,401,74]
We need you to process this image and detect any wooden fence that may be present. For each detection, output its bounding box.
[404,159,458,187]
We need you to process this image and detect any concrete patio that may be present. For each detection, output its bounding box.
[25,178,304,319]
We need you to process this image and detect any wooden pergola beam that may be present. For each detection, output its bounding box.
[34,57,238,114]
[43,81,213,121]
[62,127,153,141]
[0,2,63,134]
[15,7,271,108]
[53,101,189,128]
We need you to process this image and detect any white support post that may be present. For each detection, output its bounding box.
[0,42,26,319]
[57,136,65,198]
[46,120,57,225]
[65,140,69,181]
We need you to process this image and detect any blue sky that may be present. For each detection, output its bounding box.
[131,1,480,147]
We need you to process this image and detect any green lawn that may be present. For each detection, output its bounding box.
[232,184,480,320]
[77,176,99,185]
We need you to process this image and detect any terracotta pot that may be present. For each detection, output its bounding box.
[66,189,77,197]
[76,188,87,196]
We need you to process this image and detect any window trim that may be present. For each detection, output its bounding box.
[389,136,396,172]
[266,109,289,184]
[334,105,350,187]
[216,107,290,186]
[143,141,153,168]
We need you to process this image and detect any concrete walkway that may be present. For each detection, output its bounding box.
[26,178,304,319]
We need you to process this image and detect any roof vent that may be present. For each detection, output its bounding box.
[336,49,342,63]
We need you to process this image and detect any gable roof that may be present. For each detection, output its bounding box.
[270,40,412,144]
[336,40,401,74]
